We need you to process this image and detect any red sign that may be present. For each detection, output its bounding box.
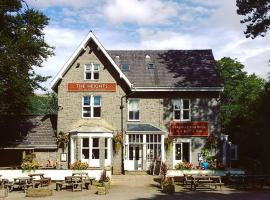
[68,83,116,92]
[170,121,208,137]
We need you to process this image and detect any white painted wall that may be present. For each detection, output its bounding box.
[0,169,111,182]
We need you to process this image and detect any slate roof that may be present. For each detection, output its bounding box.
[108,50,223,88]
[1,115,57,149]
[127,123,164,132]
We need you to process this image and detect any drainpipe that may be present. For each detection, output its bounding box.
[120,90,136,174]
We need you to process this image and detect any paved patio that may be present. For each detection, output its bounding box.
[5,175,270,200]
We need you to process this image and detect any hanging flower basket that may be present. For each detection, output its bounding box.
[113,132,123,153]
[164,137,173,151]
[57,131,69,152]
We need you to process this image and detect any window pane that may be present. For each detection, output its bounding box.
[92,149,99,159]
[93,64,99,71]
[129,100,139,111]
[83,138,89,147]
[93,72,99,79]
[85,64,91,71]
[92,138,99,147]
[105,149,107,159]
[174,100,181,110]
[85,72,91,79]
[83,96,90,105]
[183,143,190,162]
[93,107,101,117]
[135,147,139,160]
[129,146,133,160]
[129,111,134,120]
[83,107,91,117]
[183,100,190,109]
[82,149,89,159]
[94,96,101,106]
[175,144,181,160]
[134,111,139,120]
[183,110,190,120]
[105,138,108,148]
[174,111,181,120]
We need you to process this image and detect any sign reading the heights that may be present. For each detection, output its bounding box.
[68,83,116,92]
[170,121,208,137]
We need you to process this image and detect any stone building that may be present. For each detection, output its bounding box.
[50,31,223,174]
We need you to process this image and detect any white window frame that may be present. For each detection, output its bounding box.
[84,63,100,80]
[128,99,140,121]
[82,95,101,118]
[173,99,191,121]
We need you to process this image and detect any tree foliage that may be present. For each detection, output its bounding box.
[216,57,270,173]
[0,0,54,140]
[29,93,58,115]
[0,0,53,116]
[236,0,270,38]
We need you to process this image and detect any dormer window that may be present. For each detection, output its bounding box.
[85,64,100,80]
[148,63,155,69]
[121,64,129,72]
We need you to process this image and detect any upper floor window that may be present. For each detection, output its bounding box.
[85,64,100,80]
[128,99,140,121]
[82,95,101,118]
[173,99,191,121]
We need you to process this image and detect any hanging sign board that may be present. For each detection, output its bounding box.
[68,83,116,92]
[170,121,208,137]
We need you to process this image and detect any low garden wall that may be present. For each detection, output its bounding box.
[0,169,111,182]
[167,169,245,177]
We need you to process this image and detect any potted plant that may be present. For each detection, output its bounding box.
[96,170,110,195]
[57,131,69,152]
[162,179,175,194]
[113,132,123,153]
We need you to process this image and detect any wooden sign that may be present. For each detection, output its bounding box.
[170,121,208,137]
[68,83,116,92]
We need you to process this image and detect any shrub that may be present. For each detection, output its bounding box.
[175,161,194,170]
[21,153,40,171]
[69,160,88,170]
[162,179,175,194]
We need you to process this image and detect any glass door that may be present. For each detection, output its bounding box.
[129,144,143,170]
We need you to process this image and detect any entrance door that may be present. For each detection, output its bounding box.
[129,144,143,170]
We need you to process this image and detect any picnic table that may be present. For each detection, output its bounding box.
[72,172,95,189]
[28,173,51,187]
[190,175,224,191]
[56,176,83,192]
[228,174,270,189]
[13,177,33,192]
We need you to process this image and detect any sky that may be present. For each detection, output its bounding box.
[26,0,270,92]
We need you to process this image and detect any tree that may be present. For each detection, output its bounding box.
[216,57,264,131]
[0,0,54,141]
[236,0,270,38]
